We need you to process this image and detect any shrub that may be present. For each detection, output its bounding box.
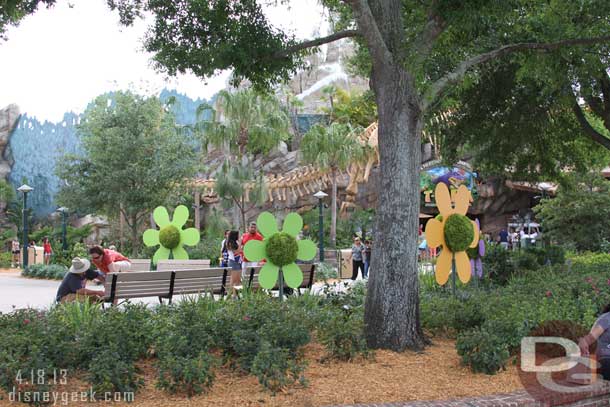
[157,352,217,396]
[317,307,371,361]
[21,264,67,280]
[250,341,307,394]
[87,350,143,394]
[186,238,222,266]
[456,326,510,375]
[0,251,12,268]
[484,245,515,284]
[513,251,540,272]
[315,262,338,282]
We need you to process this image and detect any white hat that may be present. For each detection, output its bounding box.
[69,257,91,274]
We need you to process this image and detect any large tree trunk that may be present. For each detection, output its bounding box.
[364,62,427,351]
[330,167,338,248]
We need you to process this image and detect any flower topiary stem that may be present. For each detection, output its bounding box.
[451,254,456,297]
[278,267,284,301]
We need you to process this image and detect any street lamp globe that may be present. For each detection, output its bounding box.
[17,184,33,194]
[313,191,328,200]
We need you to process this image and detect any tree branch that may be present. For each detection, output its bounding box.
[572,101,610,151]
[347,0,394,65]
[274,29,360,58]
[423,35,610,113]
[411,2,445,63]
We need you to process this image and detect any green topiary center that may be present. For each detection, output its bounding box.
[265,232,298,267]
[444,214,474,252]
[159,225,181,249]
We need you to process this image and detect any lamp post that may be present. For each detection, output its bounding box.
[313,191,328,262]
[17,184,33,268]
[57,207,68,251]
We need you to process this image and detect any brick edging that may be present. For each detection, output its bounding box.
[332,381,610,407]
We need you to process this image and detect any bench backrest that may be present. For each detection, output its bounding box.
[104,268,229,302]
[104,271,173,301]
[157,259,211,272]
[245,264,315,290]
[172,268,228,296]
[129,259,151,272]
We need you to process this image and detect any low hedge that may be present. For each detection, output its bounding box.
[22,264,68,280]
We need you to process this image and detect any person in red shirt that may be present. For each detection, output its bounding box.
[43,237,53,265]
[241,221,263,276]
[89,245,131,276]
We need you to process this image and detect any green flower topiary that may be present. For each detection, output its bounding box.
[444,214,474,252]
[159,225,181,249]
[143,205,201,264]
[243,212,317,289]
[265,232,299,267]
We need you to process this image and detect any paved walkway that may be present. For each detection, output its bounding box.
[0,270,360,313]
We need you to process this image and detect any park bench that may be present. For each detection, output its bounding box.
[128,259,151,272]
[156,259,211,272]
[103,267,228,305]
[243,263,316,295]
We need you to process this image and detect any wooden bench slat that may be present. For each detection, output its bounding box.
[129,259,151,272]
[106,271,173,281]
[174,268,227,279]
[157,260,211,272]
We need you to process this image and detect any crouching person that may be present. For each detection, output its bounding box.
[56,258,105,304]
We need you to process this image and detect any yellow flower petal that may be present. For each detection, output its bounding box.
[469,220,480,248]
[434,182,453,217]
[425,218,444,248]
[455,251,471,284]
[453,185,471,215]
[435,249,452,286]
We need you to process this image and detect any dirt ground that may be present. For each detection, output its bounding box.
[0,338,523,407]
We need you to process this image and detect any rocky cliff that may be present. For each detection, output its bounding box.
[0,104,19,182]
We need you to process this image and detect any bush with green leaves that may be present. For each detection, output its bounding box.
[88,349,144,394]
[0,251,12,268]
[157,352,217,396]
[22,264,67,280]
[456,326,510,375]
[251,341,307,394]
[484,244,516,284]
[186,237,222,266]
[317,306,371,361]
[314,262,338,282]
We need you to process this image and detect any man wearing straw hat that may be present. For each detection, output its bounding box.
[55,257,105,303]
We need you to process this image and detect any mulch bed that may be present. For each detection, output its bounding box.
[0,338,524,407]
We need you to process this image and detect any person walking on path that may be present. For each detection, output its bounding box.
[89,245,131,276]
[220,229,229,267]
[55,257,105,303]
[241,222,263,277]
[43,237,52,265]
[350,237,366,280]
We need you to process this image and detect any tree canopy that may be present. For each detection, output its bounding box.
[0,0,55,39]
[56,91,198,254]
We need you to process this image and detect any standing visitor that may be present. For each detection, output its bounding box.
[241,222,263,277]
[350,237,365,280]
[43,237,52,265]
[89,245,131,276]
[226,231,242,293]
[11,238,20,268]
[498,228,509,249]
[220,229,229,267]
[363,240,372,279]
[578,303,610,380]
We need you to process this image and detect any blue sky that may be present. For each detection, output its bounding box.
[0,0,327,122]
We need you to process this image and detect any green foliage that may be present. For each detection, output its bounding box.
[314,262,338,282]
[159,225,181,249]
[456,327,510,375]
[196,89,290,156]
[317,306,371,362]
[265,232,298,266]
[443,214,474,252]
[22,264,67,280]
[56,91,197,255]
[0,0,56,40]
[203,208,229,239]
[301,123,365,172]
[88,350,144,394]
[250,341,307,395]
[0,252,11,268]
[157,352,217,397]
[0,179,15,203]
[535,174,610,252]
[186,238,222,266]
[484,245,516,285]
[324,89,378,128]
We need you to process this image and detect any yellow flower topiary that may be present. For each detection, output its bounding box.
[425,183,479,285]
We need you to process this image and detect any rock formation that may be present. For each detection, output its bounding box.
[0,104,20,182]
